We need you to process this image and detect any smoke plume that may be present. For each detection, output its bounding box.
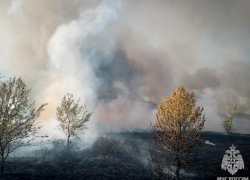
[0,0,250,135]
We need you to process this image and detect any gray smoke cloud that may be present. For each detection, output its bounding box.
[0,0,250,136]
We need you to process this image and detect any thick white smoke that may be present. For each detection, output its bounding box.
[38,0,124,137]
[0,0,250,136]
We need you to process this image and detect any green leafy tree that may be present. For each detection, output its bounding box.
[222,104,236,134]
[150,85,206,178]
[56,93,92,151]
[0,77,47,174]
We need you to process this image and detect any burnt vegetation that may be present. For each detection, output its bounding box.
[1,131,250,180]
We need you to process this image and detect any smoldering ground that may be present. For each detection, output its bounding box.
[0,0,250,137]
[4,131,250,179]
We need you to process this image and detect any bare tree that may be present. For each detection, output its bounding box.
[56,93,92,151]
[0,77,47,174]
[222,104,237,134]
[150,85,206,178]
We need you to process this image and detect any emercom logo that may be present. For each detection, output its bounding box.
[217,145,248,180]
[221,144,244,175]
[217,178,248,180]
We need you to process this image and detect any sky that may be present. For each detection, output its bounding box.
[0,0,250,137]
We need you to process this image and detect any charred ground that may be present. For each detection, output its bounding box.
[1,131,250,180]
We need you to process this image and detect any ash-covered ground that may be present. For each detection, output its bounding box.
[1,131,250,180]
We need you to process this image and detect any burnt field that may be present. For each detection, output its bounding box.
[1,131,250,180]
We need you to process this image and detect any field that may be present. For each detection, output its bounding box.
[1,131,250,180]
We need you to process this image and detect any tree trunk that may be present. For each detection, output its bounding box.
[1,154,4,175]
[67,135,70,152]
[1,163,3,175]
[67,123,70,152]
[176,160,181,179]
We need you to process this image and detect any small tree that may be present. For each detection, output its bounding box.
[0,77,47,174]
[222,104,236,134]
[150,85,206,178]
[56,93,92,151]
